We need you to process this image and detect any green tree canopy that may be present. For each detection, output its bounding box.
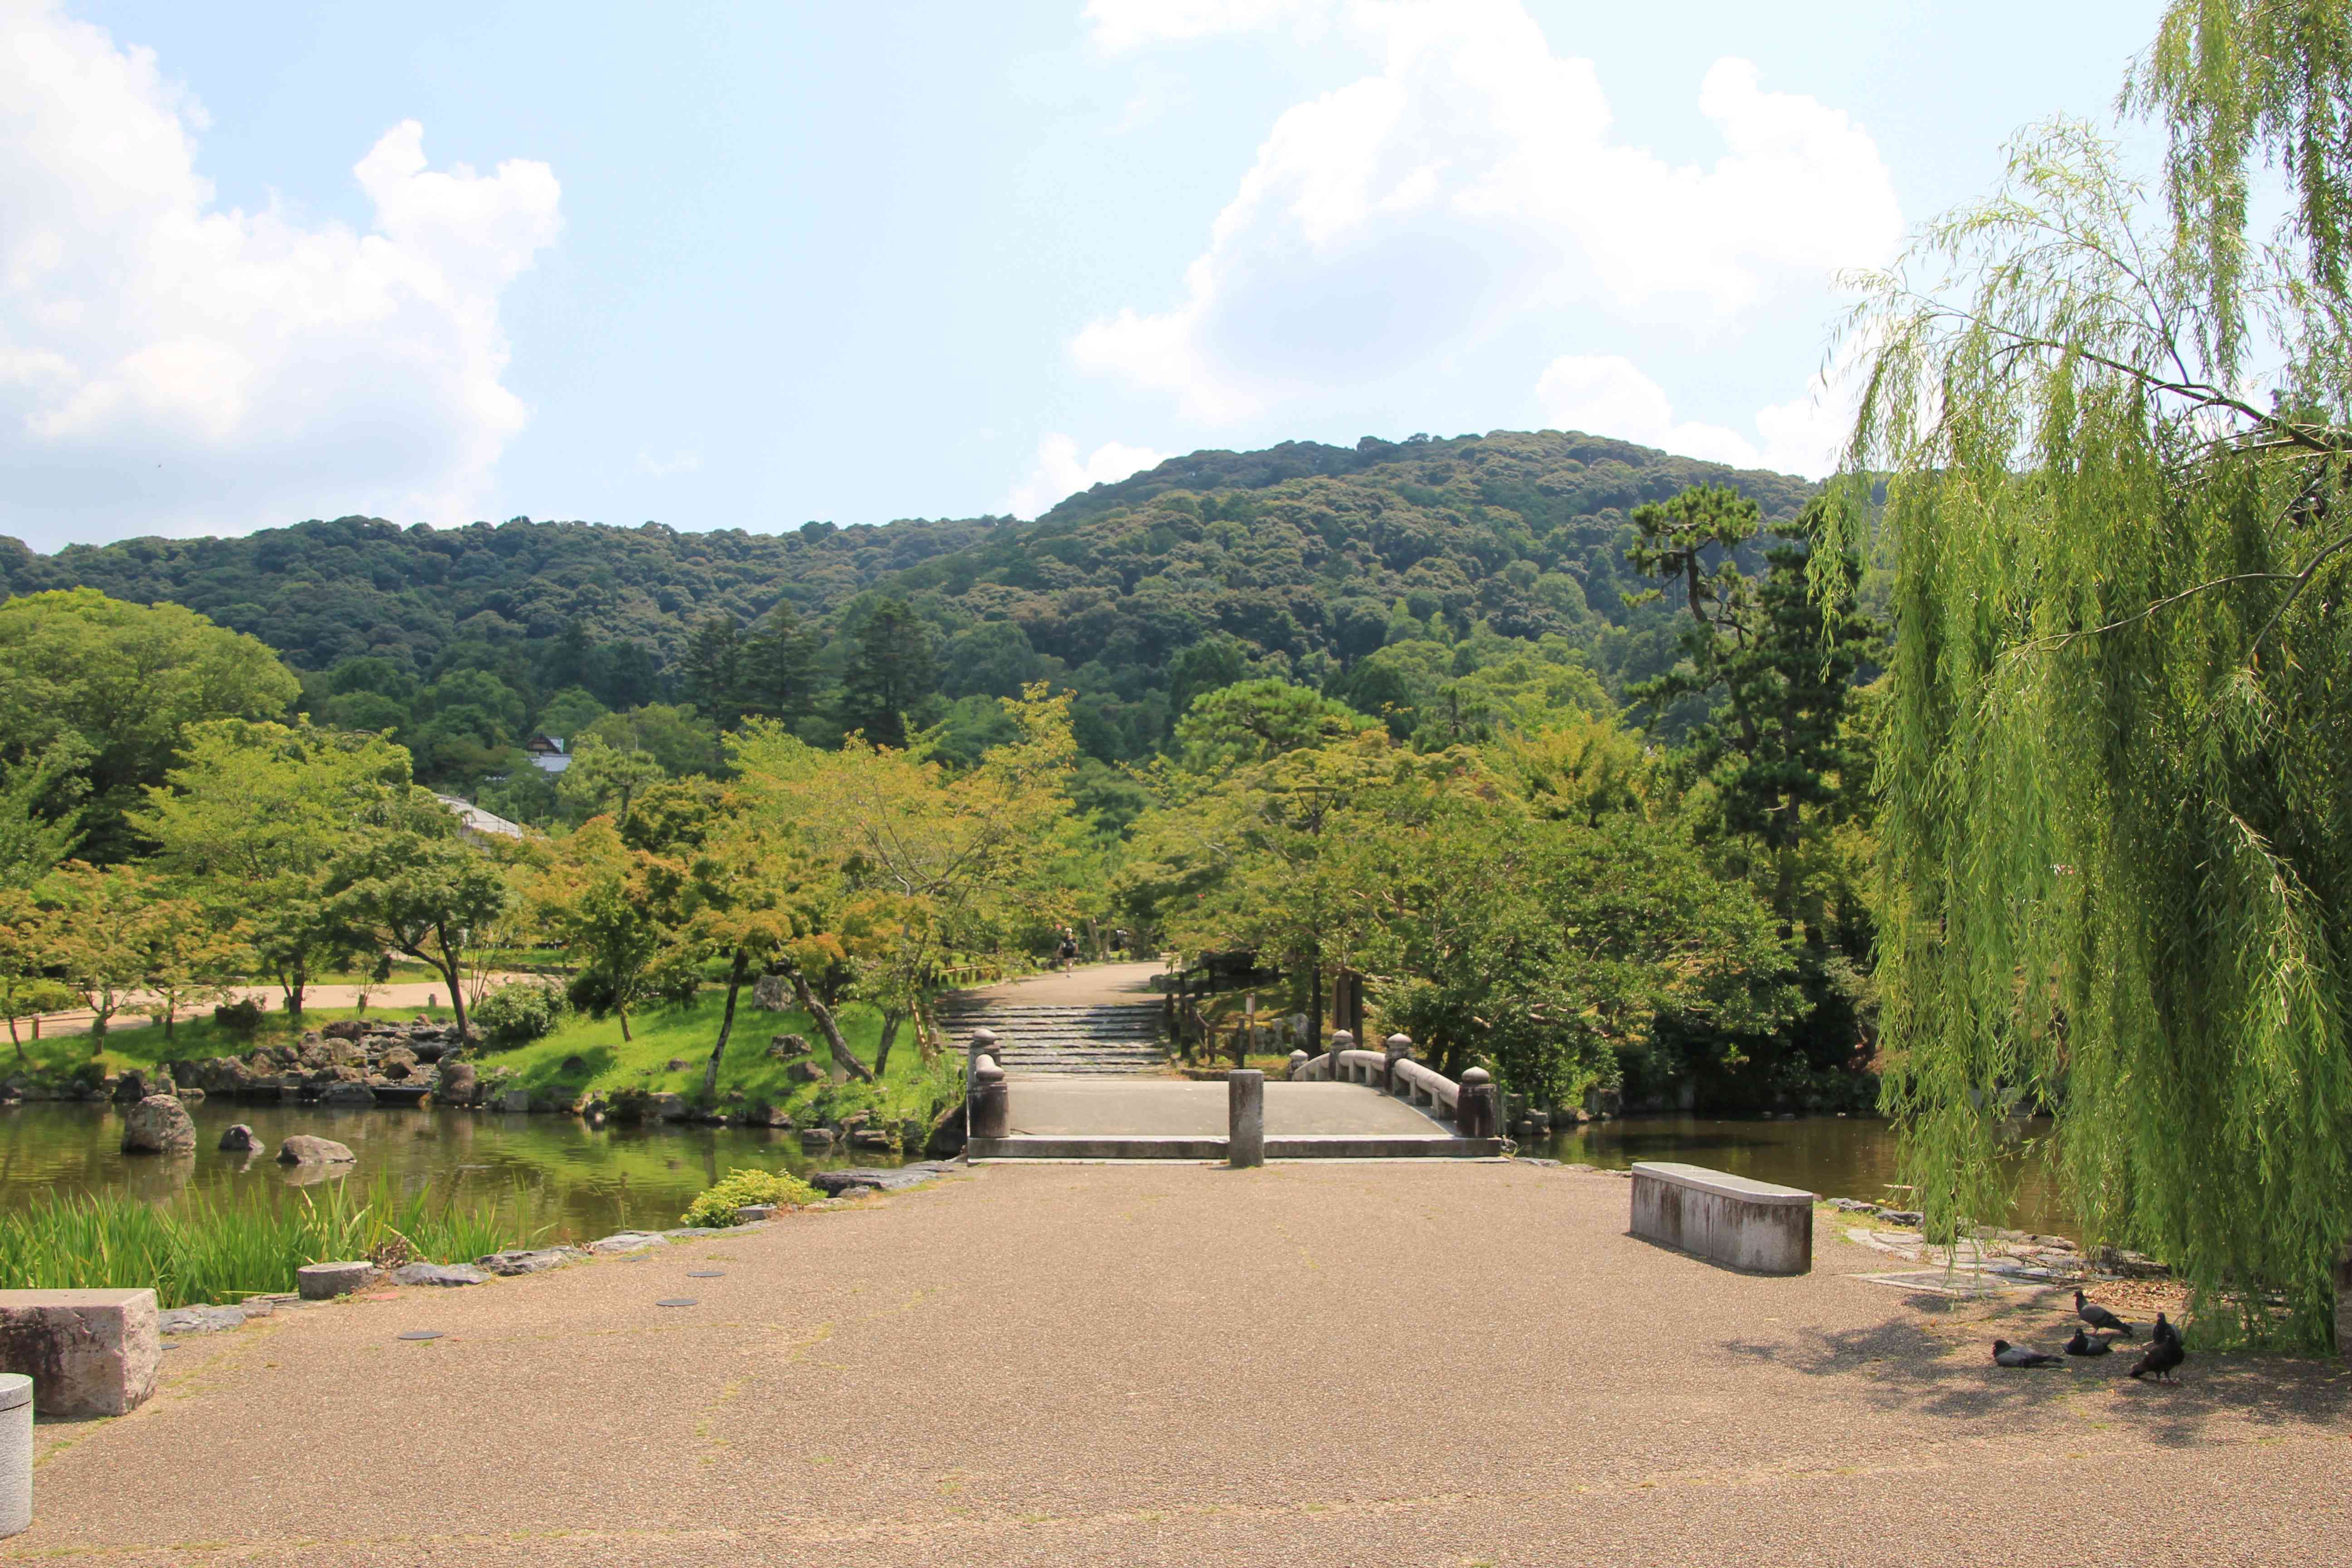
[0,590,298,863]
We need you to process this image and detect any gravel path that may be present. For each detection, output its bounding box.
[13,1162,2348,1566]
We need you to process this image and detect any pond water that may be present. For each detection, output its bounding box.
[1529,1114,2075,1238]
[0,1100,909,1243]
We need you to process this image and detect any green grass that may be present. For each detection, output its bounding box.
[9,990,961,1130]
[485,993,956,1123]
[0,1173,540,1308]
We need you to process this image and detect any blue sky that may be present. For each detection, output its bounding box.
[2,0,2160,551]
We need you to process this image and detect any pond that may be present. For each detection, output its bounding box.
[0,1100,911,1243]
[1529,1114,2076,1238]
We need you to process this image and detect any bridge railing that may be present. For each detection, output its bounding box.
[1285,1031,1496,1137]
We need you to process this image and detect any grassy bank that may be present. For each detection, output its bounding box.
[8,991,961,1135]
[488,994,959,1128]
[0,1174,537,1309]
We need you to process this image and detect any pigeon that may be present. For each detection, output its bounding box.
[2063,1328,2112,1357]
[2129,1332,2185,1382]
[1993,1339,2063,1367]
[2151,1311,2182,1348]
[2075,1289,2137,1340]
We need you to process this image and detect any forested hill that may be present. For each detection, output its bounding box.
[0,428,1817,775]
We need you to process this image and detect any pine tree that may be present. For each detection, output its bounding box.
[679,616,744,727]
[837,598,936,748]
[739,602,821,729]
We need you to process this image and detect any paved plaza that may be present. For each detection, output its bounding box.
[13,1161,2349,1566]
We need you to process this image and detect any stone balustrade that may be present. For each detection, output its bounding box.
[1284,1032,1497,1137]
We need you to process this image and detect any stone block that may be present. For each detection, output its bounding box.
[296,1261,375,1300]
[498,1088,531,1113]
[1629,1162,1814,1275]
[1228,1070,1265,1169]
[0,1289,163,1416]
[735,1205,779,1223]
[391,1263,486,1287]
[1,1373,25,1537]
[475,1248,584,1276]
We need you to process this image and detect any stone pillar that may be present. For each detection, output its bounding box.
[1384,1033,1413,1093]
[0,1372,27,1538]
[965,1029,1000,1088]
[1327,1030,1354,1083]
[1228,1069,1264,1168]
[1288,1049,1310,1080]
[1458,1066,1497,1139]
[969,1057,1010,1141]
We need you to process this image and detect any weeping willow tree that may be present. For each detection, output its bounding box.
[1833,0,2352,1345]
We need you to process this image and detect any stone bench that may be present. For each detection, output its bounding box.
[1629,1162,1815,1275]
[0,1289,162,1417]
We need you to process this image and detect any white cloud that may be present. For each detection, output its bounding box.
[1084,0,1332,54]
[1004,433,1167,519]
[1534,351,1857,478]
[636,447,702,478]
[0,2,560,548]
[1073,0,1901,424]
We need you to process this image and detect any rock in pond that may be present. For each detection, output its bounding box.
[217,1122,260,1152]
[120,1094,196,1154]
[276,1134,357,1166]
[391,1262,487,1288]
[435,1061,478,1106]
[809,1162,958,1196]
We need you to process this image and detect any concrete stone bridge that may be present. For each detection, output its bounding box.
[947,962,1499,1161]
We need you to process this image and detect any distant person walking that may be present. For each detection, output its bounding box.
[1056,931,1078,972]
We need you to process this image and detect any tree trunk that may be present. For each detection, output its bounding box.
[787,968,874,1082]
[701,947,748,1101]
[435,931,470,1041]
[619,1005,633,1043]
[873,1009,903,1078]
[285,965,306,1025]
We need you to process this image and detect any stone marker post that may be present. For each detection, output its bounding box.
[1287,1049,1309,1080]
[0,1372,28,1538]
[1383,1033,1413,1092]
[969,1057,1010,1141]
[965,1028,1000,1088]
[1457,1066,1497,1138]
[1228,1069,1264,1168]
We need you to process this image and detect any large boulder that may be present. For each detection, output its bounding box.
[378,1045,419,1080]
[111,1069,149,1104]
[276,1134,356,1166]
[435,1062,478,1106]
[120,1094,196,1154]
[321,1019,368,1041]
[218,1123,260,1152]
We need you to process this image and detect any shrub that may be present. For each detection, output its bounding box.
[679,1168,820,1229]
[471,979,566,1048]
[212,998,266,1037]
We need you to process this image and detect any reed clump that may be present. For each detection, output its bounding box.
[0,1175,538,1308]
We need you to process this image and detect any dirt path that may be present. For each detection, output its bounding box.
[20,978,531,1043]
[952,960,1168,1007]
[12,1162,2347,1566]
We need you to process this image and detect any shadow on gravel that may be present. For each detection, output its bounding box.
[1717,1316,2352,1443]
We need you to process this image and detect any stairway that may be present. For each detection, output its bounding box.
[933,995,1169,1077]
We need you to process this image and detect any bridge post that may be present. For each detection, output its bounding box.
[969,1057,1009,1141]
[1327,1030,1354,1083]
[1287,1049,1309,1080]
[1383,1033,1413,1093]
[1227,1069,1264,1168]
[965,1028,999,1088]
[1457,1066,1497,1138]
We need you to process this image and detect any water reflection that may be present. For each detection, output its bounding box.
[1532,1114,2074,1238]
[0,1100,907,1242]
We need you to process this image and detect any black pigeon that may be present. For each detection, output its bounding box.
[2151,1311,2182,1348]
[2075,1289,2137,1340]
[2063,1328,2112,1357]
[2129,1333,2186,1382]
[1993,1339,2063,1368]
